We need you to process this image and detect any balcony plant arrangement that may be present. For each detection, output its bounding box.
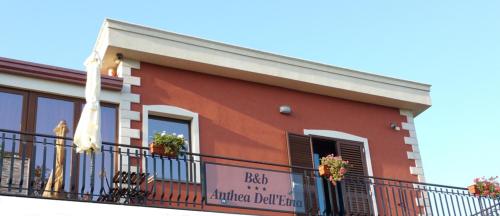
[468,176,500,198]
[149,131,187,158]
[318,154,350,186]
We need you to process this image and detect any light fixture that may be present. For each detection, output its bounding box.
[390,123,401,131]
[279,105,292,115]
[114,53,124,64]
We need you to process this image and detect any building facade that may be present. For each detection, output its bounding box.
[2,19,488,216]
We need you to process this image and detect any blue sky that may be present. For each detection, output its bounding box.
[1,1,499,187]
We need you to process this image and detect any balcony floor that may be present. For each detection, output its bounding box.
[0,195,252,216]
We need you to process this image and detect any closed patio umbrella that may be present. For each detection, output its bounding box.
[74,52,102,153]
[73,52,102,199]
[43,120,68,198]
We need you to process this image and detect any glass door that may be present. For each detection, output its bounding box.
[0,90,26,155]
[0,87,118,199]
[311,137,342,215]
[32,96,75,197]
[77,105,116,200]
[0,89,28,194]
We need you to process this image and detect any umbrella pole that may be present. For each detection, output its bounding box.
[89,148,95,200]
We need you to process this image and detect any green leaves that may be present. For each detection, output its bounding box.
[152,132,187,155]
[320,154,350,183]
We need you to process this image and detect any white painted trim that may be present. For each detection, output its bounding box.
[116,59,141,171]
[97,19,432,116]
[142,105,201,183]
[0,72,121,103]
[400,109,426,183]
[303,129,378,215]
[142,105,200,152]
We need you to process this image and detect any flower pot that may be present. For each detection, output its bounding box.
[149,143,179,158]
[163,150,178,158]
[318,165,331,177]
[468,185,479,195]
[150,143,165,156]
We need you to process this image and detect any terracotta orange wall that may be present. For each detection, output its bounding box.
[128,62,418,215]
[130,62,416,182]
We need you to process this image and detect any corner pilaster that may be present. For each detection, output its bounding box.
[117,59,141,171]
[400,110,426,183]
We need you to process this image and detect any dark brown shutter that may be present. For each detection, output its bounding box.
[287,133,314,169]
[337,140,373,215]
[286,132,318,215]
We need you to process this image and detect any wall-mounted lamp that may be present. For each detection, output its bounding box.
[279,105,292,115]
[390,123,401,131]
[114,53,124,64]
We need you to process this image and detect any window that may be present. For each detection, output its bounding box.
[0,89,26,154]
[148,116,191,152]
[142,105,200,183]
[146,115,191,181]
[294,130,375,215]
[0,87,118,197]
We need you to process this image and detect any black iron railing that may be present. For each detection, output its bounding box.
[341,176,500,215]
[0,128,499,215]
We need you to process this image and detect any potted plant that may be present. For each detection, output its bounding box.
[318,164,331,176]
[319,154,350,185]
[468,176,500,198]
[468,184,479,195]
[149,131,187,158]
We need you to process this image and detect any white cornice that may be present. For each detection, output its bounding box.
[96,18,432,116]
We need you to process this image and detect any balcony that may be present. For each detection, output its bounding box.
[0,128,499,216]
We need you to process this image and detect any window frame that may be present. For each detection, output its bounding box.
[142,105,201,183]
[303,129,377,214]
[0,85,119,196]
[0,86,29,155]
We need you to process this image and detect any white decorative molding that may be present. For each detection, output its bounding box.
[97,19,432,116]
[400,109,426,183]
[121,92,140,103]
[142,105,200,154]
[303,129,377,214]
[117,59,141,171]
[120,110,141,121]
[122,76,141,86]
[0,72,121,103]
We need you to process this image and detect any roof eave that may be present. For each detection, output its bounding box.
[96,18,431,116]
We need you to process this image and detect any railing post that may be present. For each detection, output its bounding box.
[200,160,206,206]
[80,151,86,198]
[478,196,485,216]
[326,175,335,215]
[28,137,37,196]
[7,134,17,192]
[0,133,5,188]
[18,139,27,193]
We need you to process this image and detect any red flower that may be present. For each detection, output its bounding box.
[340,167,347,175]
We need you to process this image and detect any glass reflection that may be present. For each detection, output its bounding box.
[33,97,74,197]
[78,105,116,200]
[0,91,24,154]
[147,116,191,181]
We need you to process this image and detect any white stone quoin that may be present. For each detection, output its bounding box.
[116,58,141,171]
[400,109,426,182]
